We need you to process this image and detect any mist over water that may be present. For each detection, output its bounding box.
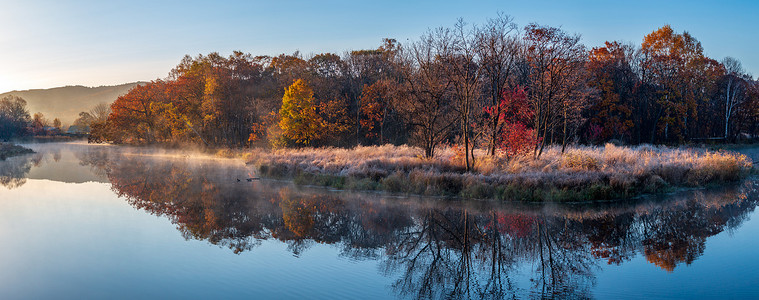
[1,142,758,299]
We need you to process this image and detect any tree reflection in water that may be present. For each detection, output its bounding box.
[76,148,759,299]
[0,153,42,189]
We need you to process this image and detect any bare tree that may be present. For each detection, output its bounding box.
[476,13,522,156]
[523,24,587,157]
[90,102,112,124]
[443,19,482,171]
[396,29,456,158]
[722,57,747,139]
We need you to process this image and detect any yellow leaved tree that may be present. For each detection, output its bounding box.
[279,79,323,146]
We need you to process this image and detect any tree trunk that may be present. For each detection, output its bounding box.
[561,106,567,153]
[725,78,732,139]
[463,107,471,172]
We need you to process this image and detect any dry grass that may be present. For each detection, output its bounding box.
[487,143,751,185]
[249,144,463,178]
[247,143,753,202]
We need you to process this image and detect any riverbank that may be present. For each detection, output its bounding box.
[247,144,753,202]
[0,143,34,161]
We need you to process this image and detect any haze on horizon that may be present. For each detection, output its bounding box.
[1,0,756,93]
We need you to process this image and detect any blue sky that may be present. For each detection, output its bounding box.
[1,0,756,92]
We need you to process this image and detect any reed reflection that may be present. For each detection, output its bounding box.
[77,148,759,298]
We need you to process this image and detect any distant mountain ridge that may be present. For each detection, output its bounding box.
[0,82,145,125]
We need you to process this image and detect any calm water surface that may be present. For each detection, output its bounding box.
[1,142,758,299]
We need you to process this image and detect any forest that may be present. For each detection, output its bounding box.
[87,15,758,165]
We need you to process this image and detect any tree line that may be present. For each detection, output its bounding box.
[0,94,110,140]
[96,14,759,166]
[0,95,72,140]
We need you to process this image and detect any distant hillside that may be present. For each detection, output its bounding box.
[0,82,145,125]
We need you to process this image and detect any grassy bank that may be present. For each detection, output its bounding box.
[0,143,35,160]
[246,144,753,202]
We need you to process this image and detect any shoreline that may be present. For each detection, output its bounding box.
[0,143,35,161]
[246,144,754,202]
[12,140,752,202]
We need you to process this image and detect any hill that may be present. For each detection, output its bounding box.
[0,82,145,125]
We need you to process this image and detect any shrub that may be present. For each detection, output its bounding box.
[461,178,496,199]
[562,150,599,170]
[657,164,690,185]
[609,173,637,193]
[215,148,236,158]
[643,175,667,193]
[345,177,380,191]
[381,172,407,193]
[294,172,346,189]
[603,143,637,166]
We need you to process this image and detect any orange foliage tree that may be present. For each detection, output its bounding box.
[586,41,635,142]
[359,80,396,144]
[107,81,166,143]
[640,25,706,142]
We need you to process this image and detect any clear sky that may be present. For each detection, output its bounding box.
[1,0,756,93]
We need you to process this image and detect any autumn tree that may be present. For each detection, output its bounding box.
[316,98,353,146]
[397,29,456,158]
[524,23,588,157]
[305,53,355,147]
[346,39,402,145]
[586,41,637,142]
[270,52,311,90]
[107,82,167,143]
[0,95,31,140]
[164,52,272,146]
[688,57,724,139]
[485,86,534,157]
[359,79,400,144]
[476,13,522,156]
[640,25,705,142]
[308,53,349,103]
[736,80,759,137]
[31,112,48,135]
[279,79,322,146]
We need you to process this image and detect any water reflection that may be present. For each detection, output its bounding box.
[0,152,42,189]
[67,145,759,299]
[0,143,112,188]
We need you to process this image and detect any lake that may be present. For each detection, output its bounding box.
[1,142,758,299]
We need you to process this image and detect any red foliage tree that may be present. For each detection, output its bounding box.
[484,86,535,157]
